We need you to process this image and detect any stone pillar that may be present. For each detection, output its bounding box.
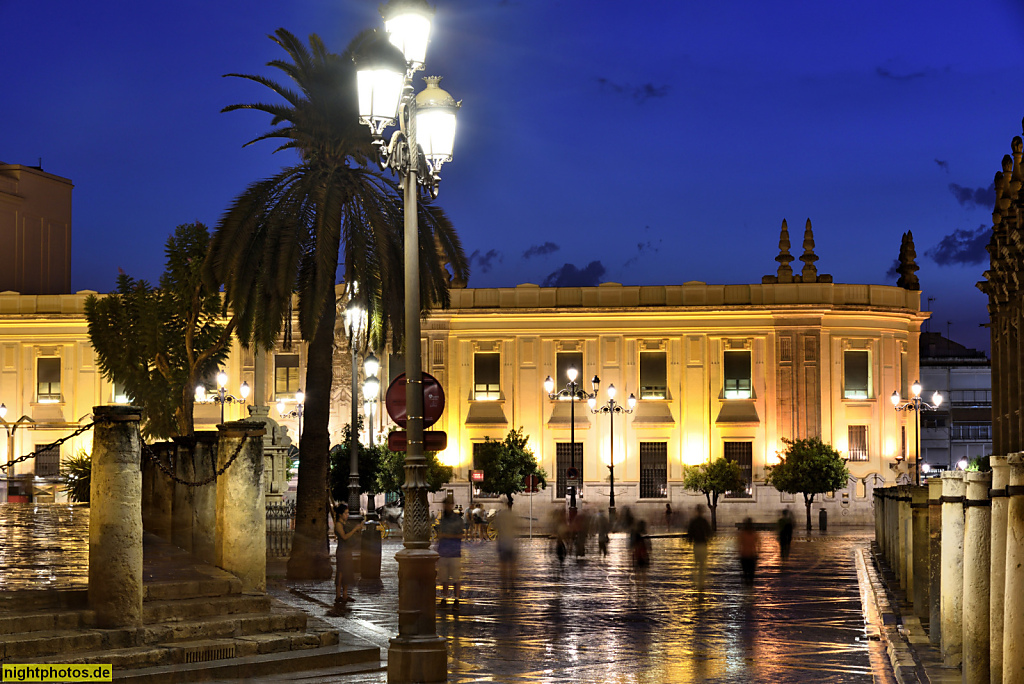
[990,455,1009,684]
[88,405,143,628]
[191,432,218,565]
[940,471,965,667]
[898,485,911,592]
[963,471,991,684]
[911,485,929,622]
[150,441,174,541]
[887,487,898,569]
[1003,454,1024,683]
[873,489,884,554]
[928,477,943,646]
[171,437,195,553]
[141,457,154,533]
[215,421,266,593]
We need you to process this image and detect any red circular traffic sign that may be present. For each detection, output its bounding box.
[385,373,445,429]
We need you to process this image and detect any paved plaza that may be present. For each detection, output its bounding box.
[277,527,893,683]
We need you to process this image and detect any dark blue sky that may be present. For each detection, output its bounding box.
[5,0,1024,353]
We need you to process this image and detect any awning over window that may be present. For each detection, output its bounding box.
[716,402,759,424]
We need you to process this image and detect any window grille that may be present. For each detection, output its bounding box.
[848,425,868,461]
[555,442,584,499]
[723,441,752,498]
[639,442,668,498]
[35,445,60,477]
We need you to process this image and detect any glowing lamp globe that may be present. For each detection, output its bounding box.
[381,0,434,68]
[354,32,407,134]
[415,77,460,169]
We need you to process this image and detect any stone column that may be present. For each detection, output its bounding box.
[911,485,929,622]
[928,477,942,646]
[873,489,884,555]
[88,405,143,628]
[1003,454,1024,682]
[898,485,911,592]
[990,455,1009,684]
[141,457,154,533]
[171,437,195,553]
[215,421,266,593]
[963,471,992,684]
[191,431,218,565]
[940,471,966,667]
[150,441,174,541]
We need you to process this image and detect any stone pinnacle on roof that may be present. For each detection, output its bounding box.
[896,231,920,291]
[775,219,794,281]
[799,218,818,281]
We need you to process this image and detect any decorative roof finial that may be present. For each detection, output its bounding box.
[775,219,794,281]
[896,231,920,291]
[799,218,818,281]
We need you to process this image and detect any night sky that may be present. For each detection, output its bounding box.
[5,0,1024,353]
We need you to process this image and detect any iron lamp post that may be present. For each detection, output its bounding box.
[277,390,304,442]
[891,380,943,485]
[544,366,591,519]
[195,372,250,425]
[0,403,35,503]
[587,379,636,519]
[343,297,368,522]
[353,3,461,679]
[360,351,383,582]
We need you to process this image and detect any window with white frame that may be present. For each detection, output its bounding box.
[723,351,751,399]
[473,352,500,400]
[36,357,61,403]
[848,425,868,461]
[640,351,667,400]
[844,350,870,400]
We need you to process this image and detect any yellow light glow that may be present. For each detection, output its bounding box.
[883,438,896,458]
[436,445,459,467]
[681,443,706,467]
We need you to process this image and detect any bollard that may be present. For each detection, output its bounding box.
[911,485,929,622]
[88,405,143,628]
[819,507,827,532]
[171,437,195,553]
[215,421,266,593]
[191,431,218,566]
[928,477,942,646]
[1003,454,1024,683]
[940,471,966,667]
[990,455,1009,684]
[962,470,991,684]
[897,485,910,592]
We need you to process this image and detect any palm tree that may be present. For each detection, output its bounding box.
[205,29,468,580]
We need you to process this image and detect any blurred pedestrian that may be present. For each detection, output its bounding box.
[737,517,759,586]
[664,503,674,529]
[777,508,795,562]
[495,500,518,589]
[630,519,651,572]
[596,511,611,557]
[471,502,486,541]
[436,498,464,609]
[687,504,712,590]
[333,503,364,604]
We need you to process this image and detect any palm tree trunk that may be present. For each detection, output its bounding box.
[287,291,337,580]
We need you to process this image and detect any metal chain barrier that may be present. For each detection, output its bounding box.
[0,422,95,473]
[140,430,256,487]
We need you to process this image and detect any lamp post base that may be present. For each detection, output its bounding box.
[387,547,446,683]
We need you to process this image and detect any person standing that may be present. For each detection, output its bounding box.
[596,511,611,557]
[629,519,651,573]
[687,505,712,591]
[436,498,464,609]
[333,503,364,604]
[737,517,759,586]
[777,508,795,563]
[494,500,519,590]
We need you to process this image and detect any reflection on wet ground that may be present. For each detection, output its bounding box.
[287,528,887,683]
[0,503,89,591]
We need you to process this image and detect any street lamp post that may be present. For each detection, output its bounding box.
[544,366,591,519]
[891,380,944,485]
[343,297,368,523]
[588,379,637,520]
[195,372,250,425]
[0,403,35,503]
[354,2,461,679]
[277,390,305,442]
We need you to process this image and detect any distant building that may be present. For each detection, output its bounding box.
[918,332,992,470]
[0,162,73,295]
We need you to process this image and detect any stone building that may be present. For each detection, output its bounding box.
[0,162,72,295]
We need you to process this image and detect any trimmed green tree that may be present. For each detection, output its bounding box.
[86,222,236,439]
[766,437,850,531]
[472,428,546,508]
[681,458,746,531]
[328,421,385,506]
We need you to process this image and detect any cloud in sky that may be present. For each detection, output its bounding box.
[934,159,949,173]
[470,249,502,273]
[523,241,560,259]
[541,261,606,287]
[623,237,663,268]
[885,259,900,280]
[949,182,996,209]
[926,224,991,266]
[597,77,669,103]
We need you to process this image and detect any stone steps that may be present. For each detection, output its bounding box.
[143,594,271,623]
[0,609,95,635]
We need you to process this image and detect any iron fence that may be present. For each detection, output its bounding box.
[266,500,296,557]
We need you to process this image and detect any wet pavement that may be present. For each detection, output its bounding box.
[0,503,88,591]
[278,528,893,683]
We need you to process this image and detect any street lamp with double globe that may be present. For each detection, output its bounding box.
[195,371,250,425]
[544,366,592,519]
[588,378,637,520]
[353,2,461,679]
[891,380,943,485]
